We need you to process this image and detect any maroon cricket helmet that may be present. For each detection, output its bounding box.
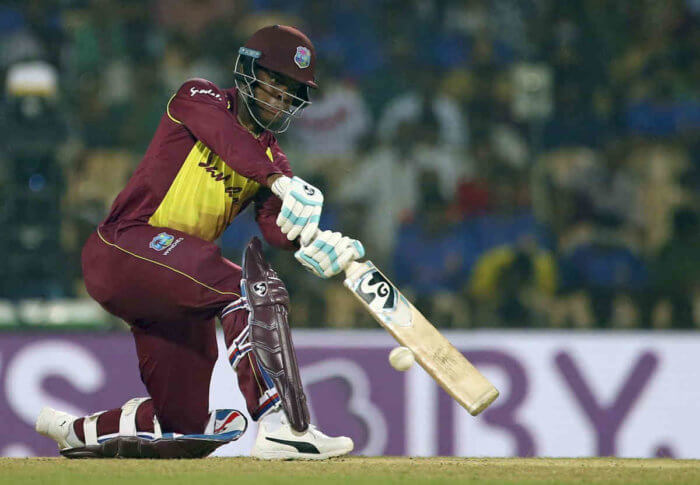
[244,25,318,89]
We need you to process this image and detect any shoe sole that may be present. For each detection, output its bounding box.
[251,445,353,460]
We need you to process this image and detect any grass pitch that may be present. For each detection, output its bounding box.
[2,457,699,484]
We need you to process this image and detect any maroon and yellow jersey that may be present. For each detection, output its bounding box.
[101,79,294,249]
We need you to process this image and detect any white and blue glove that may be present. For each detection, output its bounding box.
[272,176,324,246]
[295,230,365,279]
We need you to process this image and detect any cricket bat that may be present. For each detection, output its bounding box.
[343,260,499,416]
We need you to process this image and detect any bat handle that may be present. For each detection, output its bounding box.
[343,260,367,280]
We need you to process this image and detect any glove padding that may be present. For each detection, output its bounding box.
[295,230,365,279]
[271,176,323,246]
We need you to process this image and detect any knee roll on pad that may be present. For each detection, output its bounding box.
[61,399,247,459]
[242,237,310,432]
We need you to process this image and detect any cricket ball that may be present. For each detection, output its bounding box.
[389,346,415,371]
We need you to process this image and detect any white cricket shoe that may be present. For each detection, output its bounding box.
[35,407,83,451]
[251,410,353,460]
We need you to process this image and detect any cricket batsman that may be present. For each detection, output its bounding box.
[35,25,365,460]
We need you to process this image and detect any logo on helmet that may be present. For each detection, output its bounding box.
[294,46,311,69]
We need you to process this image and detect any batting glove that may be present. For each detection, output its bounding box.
[294,230,365,279]
[272,176,324,246]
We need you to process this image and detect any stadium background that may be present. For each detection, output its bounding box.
[0,0,698,459]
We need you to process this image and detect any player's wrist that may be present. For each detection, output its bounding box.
[269,174,290,197]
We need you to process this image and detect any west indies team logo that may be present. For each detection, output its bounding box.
[294,46,311,69]
[149,232,175,251]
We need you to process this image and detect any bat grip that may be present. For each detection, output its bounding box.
[343,260,367,280]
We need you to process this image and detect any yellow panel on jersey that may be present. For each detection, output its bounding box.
[149,141,271,241]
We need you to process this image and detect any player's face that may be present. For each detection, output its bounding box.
[252,68,303,123]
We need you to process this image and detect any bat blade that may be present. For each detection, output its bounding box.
[344,260,499,416]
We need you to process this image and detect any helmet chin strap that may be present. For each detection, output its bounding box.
[234,53,307,134]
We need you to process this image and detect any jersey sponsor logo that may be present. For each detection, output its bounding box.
[294,46,311,69]
[198,155,244,202]
[189,86,223,100]
[199,156,231,183]
[149,232,175,251]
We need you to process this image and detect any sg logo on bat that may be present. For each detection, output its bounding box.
[354,268,413,327]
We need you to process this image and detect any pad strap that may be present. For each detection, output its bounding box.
[220,297,248,319]
[153,415,162,439]
[83,412,104,446]
[227,324,253,370]
[119,397,150,436]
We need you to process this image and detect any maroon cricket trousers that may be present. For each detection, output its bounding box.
[74,222,278,439]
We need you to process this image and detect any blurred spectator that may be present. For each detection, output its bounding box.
[568,143,644,241]
[286,76,371,171]
[339,107,462,266]
[558,221,648,328]
[155,0,243,41]
[305,2,384,80]
[377,68,468,150]
[61,149,137,294]
[633,141,692,251]
[468,244,556,327]
[650,207,700,328]
[393,169,475,327]
[0,2,57,68]
[337,129,417,266]
[0,60,69,298]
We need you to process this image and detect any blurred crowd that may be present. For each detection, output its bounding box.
[0,0,698,329]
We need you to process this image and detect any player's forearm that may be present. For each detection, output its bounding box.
[254,190,298,250]
[257,213,298,250]
[266,173,284,188]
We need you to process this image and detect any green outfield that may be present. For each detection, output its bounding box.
[2,457,700,485]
